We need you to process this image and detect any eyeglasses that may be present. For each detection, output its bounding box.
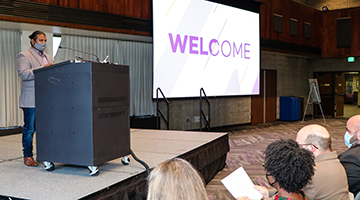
[266,173,276,187]
[299,143,318,149]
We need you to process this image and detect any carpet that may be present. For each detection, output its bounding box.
[206,118,349,200]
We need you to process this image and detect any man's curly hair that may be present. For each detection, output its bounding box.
[264,139,315,193]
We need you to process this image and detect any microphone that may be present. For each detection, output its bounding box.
[58,46,100,62]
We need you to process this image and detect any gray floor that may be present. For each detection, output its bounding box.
[0,129,227,200]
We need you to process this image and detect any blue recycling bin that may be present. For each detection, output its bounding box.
[280,96,300,121]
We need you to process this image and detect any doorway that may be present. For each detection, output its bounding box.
[314,71,359,118]
[342,72,359,118]
[314,72,334,117]
[251,70,277,124]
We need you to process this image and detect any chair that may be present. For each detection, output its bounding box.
[345,94,354,104]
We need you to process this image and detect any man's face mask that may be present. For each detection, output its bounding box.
[344,131,359,148]
[34,42,46,52]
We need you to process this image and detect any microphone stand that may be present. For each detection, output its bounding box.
[59,46,100,62]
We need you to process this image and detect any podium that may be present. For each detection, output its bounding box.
[34,61,130,175]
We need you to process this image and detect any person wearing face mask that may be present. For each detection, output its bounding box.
[237,139,315,200]
[17,30,54,166]
[338,114,360,197]
[240,125,349,200]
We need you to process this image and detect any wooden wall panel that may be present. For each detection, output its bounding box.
[123,0,134,17]
[18,0,360,57]
[133,0,142,18]
[92,0,103,13]
[23,0,152,19]
[260,0,271,39]
[140,0,152,19]
[322,7,360,57]
[109,0,124,15]
[260,0,322,49]
[354,10,360,55]
[58,0,79,8]
[272,0,286,41]
[79,0,92,11]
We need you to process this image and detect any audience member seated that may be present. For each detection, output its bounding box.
[147,158,208,200]
[296,124,349,200]
[237,139,315,200]
[338,115,360,197]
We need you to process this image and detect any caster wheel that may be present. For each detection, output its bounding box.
[88,166,100,176]
[44,161,55,171]
[121,156,130,165]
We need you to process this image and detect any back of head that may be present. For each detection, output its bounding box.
[347,114,360,132]
[297,124,332,152]
[264,139,315,193]
[147,158,208,200]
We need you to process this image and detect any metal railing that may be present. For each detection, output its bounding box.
[156,88,169,130]
[200,88,210,131]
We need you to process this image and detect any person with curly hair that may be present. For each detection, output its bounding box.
[147,158,208,200]
[238,139,315,200]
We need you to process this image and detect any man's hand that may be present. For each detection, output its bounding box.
[43,63,54,68]
[237,197,249,200]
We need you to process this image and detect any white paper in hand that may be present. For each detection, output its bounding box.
[221,167,263,200]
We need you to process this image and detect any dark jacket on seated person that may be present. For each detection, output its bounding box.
[338,144,360,196]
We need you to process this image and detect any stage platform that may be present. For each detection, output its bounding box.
[0,129,229,200]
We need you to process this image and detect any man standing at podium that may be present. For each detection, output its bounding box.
[17,30,53,166]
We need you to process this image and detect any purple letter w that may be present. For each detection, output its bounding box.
[169,33,188,53]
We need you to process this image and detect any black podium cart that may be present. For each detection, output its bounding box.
[34,60,130,176]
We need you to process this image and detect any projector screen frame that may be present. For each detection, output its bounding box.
[152,0,262,99]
